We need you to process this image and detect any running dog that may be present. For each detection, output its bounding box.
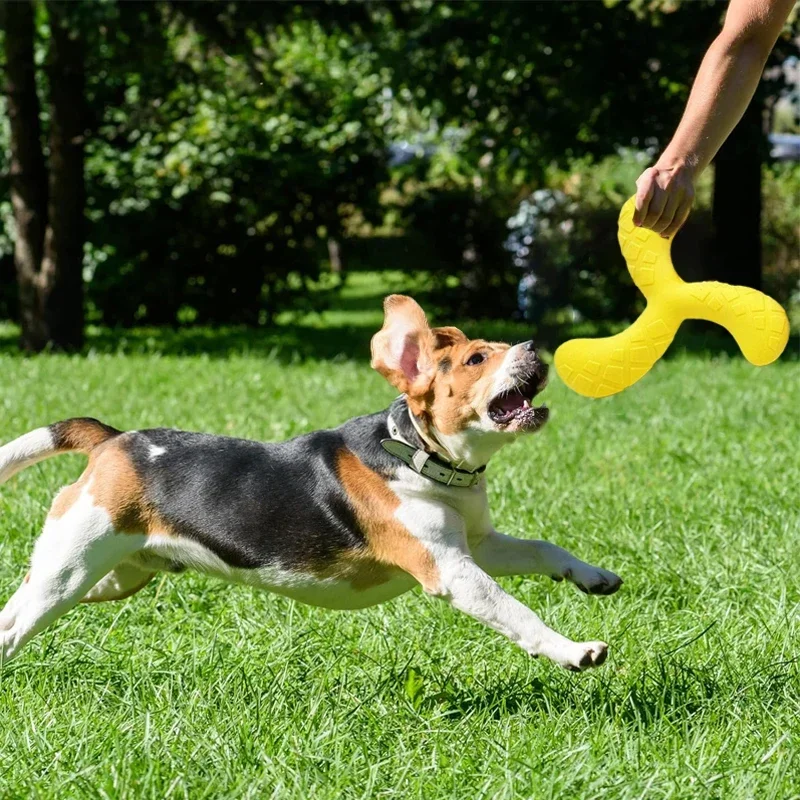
[0,296,621,669]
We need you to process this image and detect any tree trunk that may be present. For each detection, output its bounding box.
[327,237,343,273]
[711,97,763,290]
[2,0,85,351]
[3,0,50,350]
[42,1,86,349]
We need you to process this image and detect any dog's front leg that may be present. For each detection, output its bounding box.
[427,549,609,671]
[472,529,622,596]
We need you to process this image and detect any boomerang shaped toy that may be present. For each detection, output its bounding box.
[553,196,790,398]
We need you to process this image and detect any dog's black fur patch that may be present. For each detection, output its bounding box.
[126,398,422,570]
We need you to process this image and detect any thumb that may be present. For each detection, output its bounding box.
[633,168,657,226]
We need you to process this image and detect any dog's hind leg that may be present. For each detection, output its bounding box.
[81,563,154,603]
[0,576,31,632]
[0,483,145,663]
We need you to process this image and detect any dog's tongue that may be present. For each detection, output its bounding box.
[495,391,526,413]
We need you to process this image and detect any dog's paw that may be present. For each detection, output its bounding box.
[561,563,623,596]
[558,640,609,672]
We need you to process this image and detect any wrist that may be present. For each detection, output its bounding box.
[654,152,699,177]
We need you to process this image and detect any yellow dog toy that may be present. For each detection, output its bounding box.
[554,196,790,398]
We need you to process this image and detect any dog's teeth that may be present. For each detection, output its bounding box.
[523,398,530,408]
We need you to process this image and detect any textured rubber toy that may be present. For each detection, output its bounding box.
[554,196,790,398]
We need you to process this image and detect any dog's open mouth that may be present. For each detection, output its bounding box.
[488,373,549,431]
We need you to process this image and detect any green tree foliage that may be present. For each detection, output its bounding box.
[2,1,392,331]
[384,0,797,315]
[0,0,797,337]
[84,3,391,325]
[388,1,722,183]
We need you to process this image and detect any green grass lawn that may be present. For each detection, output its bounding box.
[0,287,798,798]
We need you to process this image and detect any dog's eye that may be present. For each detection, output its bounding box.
[466,352,486,366]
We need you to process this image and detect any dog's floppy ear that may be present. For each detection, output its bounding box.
[371,295,435,396]
[432,326,467,350]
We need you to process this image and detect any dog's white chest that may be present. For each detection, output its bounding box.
[389,471,492,545]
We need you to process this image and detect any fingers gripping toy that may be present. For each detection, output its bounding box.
[554,196,790,398]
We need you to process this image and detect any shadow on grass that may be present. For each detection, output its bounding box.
[78,323,800,365]
[0,323,378,362]
[0,317,543,363]
[666,325,799,363]
[0,285,794,364]
[415,649,798,726]
[408,664,718,726]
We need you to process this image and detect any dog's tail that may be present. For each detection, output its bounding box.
[0,418,122,485]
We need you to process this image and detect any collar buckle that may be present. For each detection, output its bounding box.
[411,449,430,473]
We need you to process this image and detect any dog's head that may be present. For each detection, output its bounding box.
[371,295,549,469]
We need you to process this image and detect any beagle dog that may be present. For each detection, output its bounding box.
[0,295,621,670]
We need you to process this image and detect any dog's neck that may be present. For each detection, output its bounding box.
[389,397,505,473]
[388,397,430,452]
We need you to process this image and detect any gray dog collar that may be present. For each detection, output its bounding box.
[381,414,485,488]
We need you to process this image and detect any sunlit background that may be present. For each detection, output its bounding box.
[1,0,798,354]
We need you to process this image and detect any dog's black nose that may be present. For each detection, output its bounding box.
[522,339,546,378]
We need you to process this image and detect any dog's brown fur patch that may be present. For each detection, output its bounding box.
[336,449,439,592]
[309,554,397,591]
[48,473,91,519]
[423,338,510,436]
[370,296,512,437]
[47,436,165,535]
[89,444,154,533]
[50,418,121,454]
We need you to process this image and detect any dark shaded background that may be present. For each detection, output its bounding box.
[1,0,798,352]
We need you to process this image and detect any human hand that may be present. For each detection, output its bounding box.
[632,162,695,237]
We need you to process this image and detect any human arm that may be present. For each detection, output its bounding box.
[634,0,795,236]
